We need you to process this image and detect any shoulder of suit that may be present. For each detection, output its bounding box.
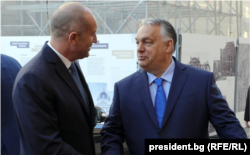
[1,54,19,63]
[1,54,22,70]
[183,63,212,75]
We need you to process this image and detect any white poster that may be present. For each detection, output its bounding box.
[79,34,138,116]
[181,33,237,136]
[1,35,137,116]
[1,35,177,121]
[1,36,50,66]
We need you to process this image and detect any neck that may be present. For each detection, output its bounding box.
[50,39,74,62]
[147,57,172,78]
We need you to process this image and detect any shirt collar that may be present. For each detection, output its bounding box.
[47,41,72,69]
[147,57,175,85]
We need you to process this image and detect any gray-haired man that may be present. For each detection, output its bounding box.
[100,18,247,155]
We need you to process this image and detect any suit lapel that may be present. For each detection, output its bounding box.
[42,42,90,118]
[54,63,90,116]
[136,70,158,129]
[161,58,189,129]
[75,61,96,126]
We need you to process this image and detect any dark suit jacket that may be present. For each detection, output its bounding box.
[244,87,250,122]
[101,57,247,155]
[1,54,21,155]
[12,42,96,155]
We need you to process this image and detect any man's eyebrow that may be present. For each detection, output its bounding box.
[135,37,152,41]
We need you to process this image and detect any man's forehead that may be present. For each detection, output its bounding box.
[135,25,158,40]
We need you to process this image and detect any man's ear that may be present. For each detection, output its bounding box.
[165,39,173,53]
[68,32,78,46]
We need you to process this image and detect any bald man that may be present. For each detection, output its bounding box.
[12,2,97,155]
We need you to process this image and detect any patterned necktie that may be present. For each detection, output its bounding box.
[69,62,89,109]
[154,78,167,128]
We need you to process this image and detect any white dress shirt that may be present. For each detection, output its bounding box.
[47,41,72,71]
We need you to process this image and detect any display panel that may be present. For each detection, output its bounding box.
[181,33,237,136]
[236,37,250,127]
[1,35,177,127]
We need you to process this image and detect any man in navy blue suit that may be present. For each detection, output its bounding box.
[100,18,247,155]
[12,2,97,155]
[1,54,21,155]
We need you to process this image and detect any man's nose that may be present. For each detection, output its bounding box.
[137,42,145,53]
[93,34,97,43]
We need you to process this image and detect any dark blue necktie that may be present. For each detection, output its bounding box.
[69,62,89,108]
[154,78,167,128]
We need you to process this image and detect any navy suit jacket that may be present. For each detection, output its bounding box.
[12,42,96,155]
[1,54,21,155]
[101,57,247,155]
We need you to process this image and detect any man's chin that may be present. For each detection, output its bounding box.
[84,51,90,57]
[78,53,89,59]
[138,64,147,70]
[138,62,147,67]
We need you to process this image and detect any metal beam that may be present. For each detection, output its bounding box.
[236,1,239,38]
[214,1,217,35]
[208,16,226,34]
[93,10,114,34]
[115,0,143,34]
[205,1,215,11]
[219,30,225,36]
[181,19,189,29]
[208,17,215,25]
[240,1,242,37]
[2,25,35,27]
[192,1,197,33]
[194,1,202,10]
[126,24,133,33]
[234,38,239,113]
[166,5,178,20]
[206,3,209,34]
[131,16,138,25]
[21,1,24,36]
[229,1,232,36]
[26,11,42,33]
[178,1,182,33]
[188,1,192,33]
[225,1,236,14]
[219,1,222,14]
[1,1,244,37]
[184,10,205,33]
[0,0,6,36]
[1,0,5,9]
[39,21,50,36]
[4,1,237,16]
[156,2,160,18]
[6,2,140,11]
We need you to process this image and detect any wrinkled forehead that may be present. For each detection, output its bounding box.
[135,25,160,40]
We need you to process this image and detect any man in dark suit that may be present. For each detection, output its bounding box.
[12,2,97,155]
[1,54,21,155]
[100,18,247,155]
[245,86,250,128]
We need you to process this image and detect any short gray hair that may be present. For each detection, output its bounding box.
[139,18,177,54]
[50,2,89,39]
